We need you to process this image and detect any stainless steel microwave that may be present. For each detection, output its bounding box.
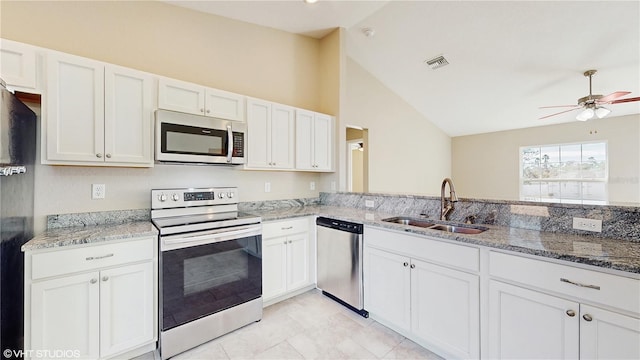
[155,110,245,165]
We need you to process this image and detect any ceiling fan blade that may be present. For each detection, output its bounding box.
[539,108,578,120]
[539,105,579,109]
[610,96,640,104]
[597,91,632,103]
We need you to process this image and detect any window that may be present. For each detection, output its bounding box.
[520,142,608,205]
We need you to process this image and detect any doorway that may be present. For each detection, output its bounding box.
[346,126,368,192]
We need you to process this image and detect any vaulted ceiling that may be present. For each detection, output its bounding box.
[164,1,640,136]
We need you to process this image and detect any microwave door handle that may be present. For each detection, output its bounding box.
[227,125,233,163]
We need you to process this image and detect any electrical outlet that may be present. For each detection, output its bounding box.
[310,181,316,190]
[264,182,271,193]
[365,200,375,208]
[572,217,602,232]
[92,184,105,199]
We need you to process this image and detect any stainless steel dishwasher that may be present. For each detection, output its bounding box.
[316,217,368,317]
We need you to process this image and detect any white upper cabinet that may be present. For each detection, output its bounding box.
[295,109,333,171]
[158,77,244,121]
[104,65,154,164]
[0,38,40,92]
[44,52,154,167]
[246,98,294,169]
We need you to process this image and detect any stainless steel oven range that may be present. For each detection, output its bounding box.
[151,187,262,359]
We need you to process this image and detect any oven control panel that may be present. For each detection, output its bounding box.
[151,187,237,209]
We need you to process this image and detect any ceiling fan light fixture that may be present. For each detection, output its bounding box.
[576,107,595,121]
[595,106,611,119]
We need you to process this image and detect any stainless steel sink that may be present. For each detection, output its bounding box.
[382,217,487,234]
[428,224,487,234]
[381,217,435,228]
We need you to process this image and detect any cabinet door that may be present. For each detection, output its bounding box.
[30,272,100,359]
[488,280,579,359]
[295,109,314,170]
[580,304,640,360]
[270,103,295,169]
[158,77,205,116]
[364,247,411,332]
[286,233,309,291]
[246,98,272,168]
[100,262,155,357]
[104,65,154,166]
[46,52,104,162]
[205,88,244,121]
[411,259,479,359]
[312,113,332,171]
[262,237,288,301]
[0,38,38,90]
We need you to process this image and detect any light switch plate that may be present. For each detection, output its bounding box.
[264,182,271,193]
[310,181,316,190]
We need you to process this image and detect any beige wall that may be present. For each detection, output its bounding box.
[452,114,640,203]
[1,1,332,234]
[342,57,451,196]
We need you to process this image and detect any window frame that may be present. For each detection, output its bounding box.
[518,141,609,205]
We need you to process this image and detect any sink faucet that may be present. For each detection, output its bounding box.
[440,178,459,221]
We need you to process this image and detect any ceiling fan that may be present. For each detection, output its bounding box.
[539,69,640,121]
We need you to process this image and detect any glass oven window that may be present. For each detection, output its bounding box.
[161,123,228,156]
[161,235,262,331]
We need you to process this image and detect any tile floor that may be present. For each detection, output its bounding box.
[159,289,444,359]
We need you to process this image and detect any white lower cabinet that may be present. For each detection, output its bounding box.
[262,217,315,304]
[25,238,157,359]
[364,227,480,359]
[489,280,580,359]
[488,251,640,360]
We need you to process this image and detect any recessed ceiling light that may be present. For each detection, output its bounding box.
[303,0,319,4]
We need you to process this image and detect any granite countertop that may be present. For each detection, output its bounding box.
[21,221,158,252]
[252,205,640,275]
[22,205,640,274]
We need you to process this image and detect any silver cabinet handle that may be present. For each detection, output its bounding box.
[206,109,211,114]
[288,240,292,244]
[102,276,109,282]
[403,262,409,267]
[566,310,576,317]
[86,253,114,261]
[96,153,103,158]
[283,241,287,244]
[281,226,293,230]
[105,153,111,158]
[90,278,97,284]
[583,314,593,322]
[200,108,205,113]
[410,264,416,269]
[560,278,601,290]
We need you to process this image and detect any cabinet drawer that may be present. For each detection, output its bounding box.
[31,238,154,280]
[490,251,640,314]
[365,227,479,272]
[263,217,310,238]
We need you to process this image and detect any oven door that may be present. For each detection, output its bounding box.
[155,110,245,164]
[160,224,262,331]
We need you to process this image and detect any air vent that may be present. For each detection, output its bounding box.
[425,55,449,70]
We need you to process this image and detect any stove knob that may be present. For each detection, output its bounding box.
[227,192,234,199]
[158,194,167,202]
[171,193,180,201]
[218,192,226,199]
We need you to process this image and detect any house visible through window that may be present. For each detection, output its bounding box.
[520,142,608,205]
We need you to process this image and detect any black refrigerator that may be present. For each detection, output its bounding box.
[0,78,36,353]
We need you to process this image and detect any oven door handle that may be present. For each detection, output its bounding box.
[227,125,233,163]
[162,226,261,250]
